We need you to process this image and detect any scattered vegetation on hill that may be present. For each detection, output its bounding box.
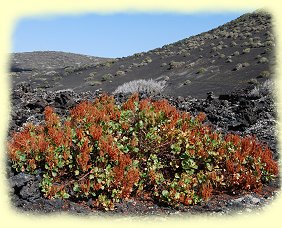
[10,11,275,98]
[8,94,278,210]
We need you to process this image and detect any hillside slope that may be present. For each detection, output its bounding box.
[7,10,279,215]
[10,11,275,99]
[10,51,113,89]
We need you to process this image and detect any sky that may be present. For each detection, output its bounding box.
[12,11,249,58]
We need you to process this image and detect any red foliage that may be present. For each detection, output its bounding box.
[121,122,130,131]
[80,179,91,194]
[7,93,279,208]
[183,197,193,206]
[89,125,103,141]
[48,127,64,146]
[44,106,60,126]
[112,153,131,182]
[45,145,58,170]
[122,93,139,111]
[121,168,140,198]
[37,134,49,153]
[139,98,151,111]
[261,147,279,175]
[76,139,92,172]
[62,120,72,149]
[226,159,235,173]
[76,128,84,141]
[70,101,90,120]
[201,182,213,201]
[99,135,119,161]
[48,184,64,198]
[196,112,206,123]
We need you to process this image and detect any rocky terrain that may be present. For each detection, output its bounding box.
[10,11,275,98]
[6,10,280,216]
[10,51,112,90]
[7,80,279,216]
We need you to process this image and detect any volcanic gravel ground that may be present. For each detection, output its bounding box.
[6,82,280,216]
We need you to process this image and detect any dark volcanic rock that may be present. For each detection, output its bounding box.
[10,11,275,99]
[25,99,49,112]
[54,91,75,108]
[7,10,279,216]
[9,173,35,189]
[7,78,279,215]
[19,180,41,200]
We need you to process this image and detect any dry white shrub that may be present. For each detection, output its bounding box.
[249,79,275,97]
[113,79,166,95]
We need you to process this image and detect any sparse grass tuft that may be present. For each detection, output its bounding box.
[169,61,185,70]
[115,70,125,77]
[242,48,251,54]
[197,67,207,74]
[102,73,113,81]
[258,70,271,78]
[258,57,269,64]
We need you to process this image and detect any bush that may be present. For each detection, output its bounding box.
[242,62,250,67]
[64,67,76,75]
[211,47,217,52]
[233,51,240,56]
[265,40,275,47]
[8,95,278,210]
[219,54,225,59]
[52,75,63,81]
[183,80,191,85]
[89,72,97,78]
[249,80,274,97]
[248,78,259,85]
[264,48,273,54]
[258,70,271,78]
[102,73,113,81]
[242,48,251,54]
[103,61,115,68]
[258,57,269,63]
[115,70,125,77]
[142,57,152,64]
[233,63,243,71]
[84,72,97,82]
[230,41,237,47]
[168,61,185,70]
[113,79,166,95]
[197,67,207,74]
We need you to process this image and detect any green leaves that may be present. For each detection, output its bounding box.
[7,93,278,210]
[19,154,27,162]
[162,190,169,198]
[171,143,181,154]
[73,182,80,192]
[63,192,70,199]
[138,120,144,129]
[51,170,57,177]
[206,163,213,172]
[181,159,198,170]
